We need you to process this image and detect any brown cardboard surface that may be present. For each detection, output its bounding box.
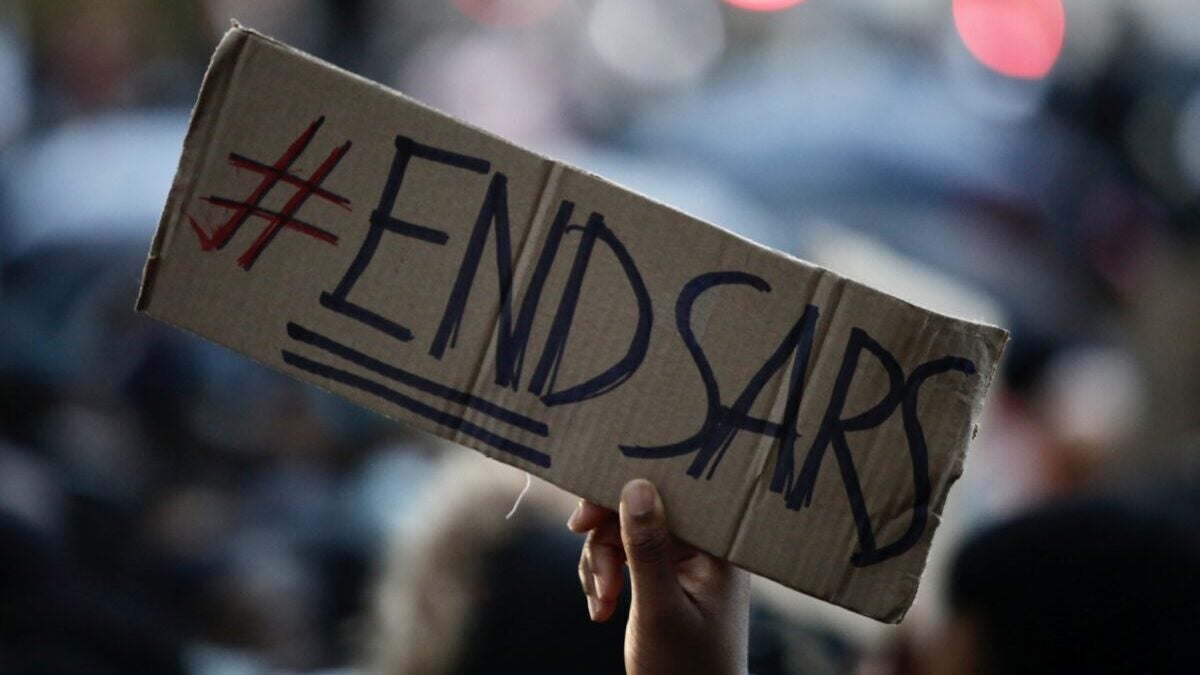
[137,25,1008,623]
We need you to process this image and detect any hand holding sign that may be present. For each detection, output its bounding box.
[570,479,751,675]
[137,25,1007,621]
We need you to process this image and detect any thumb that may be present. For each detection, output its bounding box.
[619,479,683,608]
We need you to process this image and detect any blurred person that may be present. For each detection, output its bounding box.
[918,496,1200,675]
[1032,345,1146,492]
[1126,230,1200,468]
[191,534,329,672]
[30,0,141,115]
[0,239,383,671]
[571,479,1200,675]
[22,0,206,119]
[368,448,628,675]
[198,0,380,83]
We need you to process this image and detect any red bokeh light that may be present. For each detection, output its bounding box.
[452,0,562,29]
[952,0,1065,79]
[723,0,807,12]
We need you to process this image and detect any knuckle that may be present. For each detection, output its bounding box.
[625,528,670,564]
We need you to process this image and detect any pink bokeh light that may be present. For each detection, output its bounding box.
[953,0,1065,79]
[723,0,807,12]
[452,0,562,29]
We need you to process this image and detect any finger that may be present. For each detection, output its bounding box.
[578,543,599,619]
[588,518,626,621]
[568,499,614,533]
[578,545,594,596]
[581,517,624,621]
[586,509,623,549]
[619,479,684,612]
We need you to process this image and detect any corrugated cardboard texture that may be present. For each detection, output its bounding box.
[138,26,1008,623]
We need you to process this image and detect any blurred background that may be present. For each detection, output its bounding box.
[0,0,1197,673]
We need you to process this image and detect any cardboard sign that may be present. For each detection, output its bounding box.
[137,26,1007,622]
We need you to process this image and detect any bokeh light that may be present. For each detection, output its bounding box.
[953,0,1065,79]
[452,0,561,29]
[399,33,564,146]
[723,0,807,11]
[588,0,725,87]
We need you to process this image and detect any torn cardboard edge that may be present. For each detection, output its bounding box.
[138,24,1009,623]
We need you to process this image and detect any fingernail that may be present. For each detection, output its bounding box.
[567,499,583,530]
[593,573,606,600]
[623,480,655,518]
[586,594,597,621]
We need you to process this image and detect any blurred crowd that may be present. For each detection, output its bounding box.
[0,1,1197,674]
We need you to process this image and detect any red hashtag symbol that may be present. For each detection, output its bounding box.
[188,116,352,270]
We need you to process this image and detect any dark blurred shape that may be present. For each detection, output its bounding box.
[0,510,187,675]
[456,523,629,674]
[949,495,1200,675]
[746,604,854,675]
